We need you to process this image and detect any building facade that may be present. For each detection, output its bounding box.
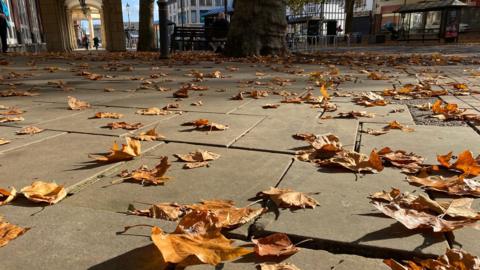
[3,0,45,52]
[168,0,232,26]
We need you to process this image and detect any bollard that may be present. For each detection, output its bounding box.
[157,0,169,59]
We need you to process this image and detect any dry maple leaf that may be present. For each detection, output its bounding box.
[128,203,185,221]
[295,133,344,162]
[336,111,375,119]
[20,181,67,204]
[183,119,228,131]
[136,107,170,116]
[377,147,424,174]
[384,249,480,270]
[384,121,414,132]
[0,138,10,145]
[437,150,480,177]
[173,88,189,98]
[369,188,480,232]
[16,126,44,135]
[231,92,244,100]
[250,90,269,99]
[408,175,480,197]
[119,157,171,185]
[0,187,16,206]
[133,127,165,141]
[91,112,123,119]
[258,187,319,209]
[0,108,24,115]
[92,137,141,163]
[259,263,301,270]
[175,150,221,169]
[0,116,24,123]
[67,96,90,110]
[0,90,38,97]
[292,133,317,142]
[281,97,303,104]
[263,104,280,109]
[253,233,299,257]
[353,92,388,107]
[0,219,29,247]
[106,122,143,130]
[319,150,384,173]
[151,225,252,266]
[362,128,388,136]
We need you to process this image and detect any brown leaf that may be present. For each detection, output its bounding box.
[92,112,123,119]
[20,181,67,204]
[16,126,44,135]
[437,150,480,177]
[184,119,228,131]
[120,157,171,185]
[281,97,303,104]
[258,187,319,209]
[0,90,38,97]
[377,147,424,173]
[259,263,301,270]
[362,128,388,136]
[183,161,210,169]
[136,107,170,116]
[369,188,480,232]
[336,111,375,119]
[191,101,203,106]
[384,249,480,270]
[67,96,90,110]
[0,108,24,115]
[0,219,29,247]
[0,138,10,145]
[263,104,280,109]
[173,88,189,98]
[253,233,299,257]
[319,150,384,173]
[175,150,221,163]
[250,90,269,99]
[353,92,388,107]
[384,121,414,132]
[106,122,143,130]
[408,175,480,197]
[0,116,24,123]
[0,187,16,206]
[133,127,165,141]
[231,92,244,100]
[92,137,141,163]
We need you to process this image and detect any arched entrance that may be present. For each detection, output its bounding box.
[38,0,126,52]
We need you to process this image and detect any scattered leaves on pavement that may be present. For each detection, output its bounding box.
[384,249,480,270]
[20,181,67,204]
[353,92,388,107]
[106,121,143,130]
[437,150,480,177]
[383,121,414,132]
[133,127,165,141]
[408,175,480,197]
[91,112,123,119]
[377,147,424,173]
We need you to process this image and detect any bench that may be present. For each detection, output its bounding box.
[171,26,209,52]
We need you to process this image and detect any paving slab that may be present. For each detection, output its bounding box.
[0,126,66,154]
[64,142,292,214]
[152,112,265,147]
[337,80,394,93]
[31,89,135,105]
[40,106,179,137]
[254,161,448,257]
[0,133,163,188]
[323,103,414,124]
[360,124,480,164]
[232,112,358,153]
[0,204,176,270]
[190,241,388,270]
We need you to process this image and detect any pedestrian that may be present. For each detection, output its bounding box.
[82,35,90,50]
[209,12,229,53]
[93,37,99,50]
[0,0,10,53]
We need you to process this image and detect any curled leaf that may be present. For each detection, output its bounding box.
[253,233,299,257]
[20,181,67,204]
[92,137,141,163]
[68,96,90,110]
[384,249,480,270]
[16,126,44,135]
[258,187,319,209]
[136,107,170,116]
[408,175,480,197]
[106,122,143,130]
[119,157,171,185]
[0,187,16,206]
[0,219,29,247]
[92,112,123,119]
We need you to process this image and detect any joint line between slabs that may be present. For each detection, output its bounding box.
[0,132,68,154]
[354,122,363,153]
[274,158,295,188]
[226,115,269,148]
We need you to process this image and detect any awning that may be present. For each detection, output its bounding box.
[201,6,234,17]
[287,16,322,24]
[397,0,467,13]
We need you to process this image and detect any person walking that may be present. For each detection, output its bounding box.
[209,12,229,53]
[82,35,90,50]
[0,0,10,53]
[93,36,100,50]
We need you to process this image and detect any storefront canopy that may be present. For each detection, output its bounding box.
[201,6,234,17]
[397,0,467,13]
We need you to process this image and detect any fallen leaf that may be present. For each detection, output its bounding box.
[0,219,29,247]
[353,92,388,107]
[133,127,165,141]
[20,181,67,204]
[384,249,480,270]
[191,101,203,106]
[259,263,301,270]
[183,119,228,131]
[92,112,123,119]
[173,88,189,98]
[369,188,480,232]
[16,126,44,135]
[136,107,170,115]
[319,150,384,173]
[0,187,16,206]
[250,90,269,99]
[320,84,329,99]
[362,128,388,136]
[231,92,244,100]
[253,233,299,257]
[258,187,319,209]
[377,147,424,173]
[106,122,143,130]
[0,139,10,145]
[0,116,24,123]
[384,121,414,132]
[104,87,115,92]
[163,103,180,110]
[414,103,432,111]
[119,157,171,185]
[263,104,280,109]
[0,90,38,97]
[408,175,480,197]
[437,150,480,177]
[68,96,90,110]
[92,137,141,163]
[336,111,375,119]
[175,149,221,163]
[281,97,303,104]
[0,108,24,115]
[128,203,184,221]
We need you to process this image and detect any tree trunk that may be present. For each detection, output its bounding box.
[345,0,355,34]
[225,0,287,57]
[137,0,155,51]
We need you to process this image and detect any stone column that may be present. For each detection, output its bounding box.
[103,0,126,52]
[100,11,107,48]
[87,13,95,41]
[38,0,72,52]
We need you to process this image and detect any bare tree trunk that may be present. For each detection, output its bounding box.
[225,0,287,57]
[345,0,355,34]
[138,0,155,51]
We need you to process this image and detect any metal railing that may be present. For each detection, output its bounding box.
[288,34,351,52]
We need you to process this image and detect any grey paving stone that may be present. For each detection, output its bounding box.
[323,103,414,124]
[0,204,176,270]
[190,242,388,270]
[154,111,265,147]
[64,143,292,213]
[0,133,163,188]
[232,113,358,153]
[254,161,448,257]
[0,125,66,154]
[440,95,472,109]
[360,124,480,164]
[337,80,395,93]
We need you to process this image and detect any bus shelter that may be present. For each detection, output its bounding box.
[396,0,467,42]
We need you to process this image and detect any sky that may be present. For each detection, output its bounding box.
[122,0,159,23]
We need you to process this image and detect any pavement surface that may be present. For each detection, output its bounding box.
[1,48,480,269]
